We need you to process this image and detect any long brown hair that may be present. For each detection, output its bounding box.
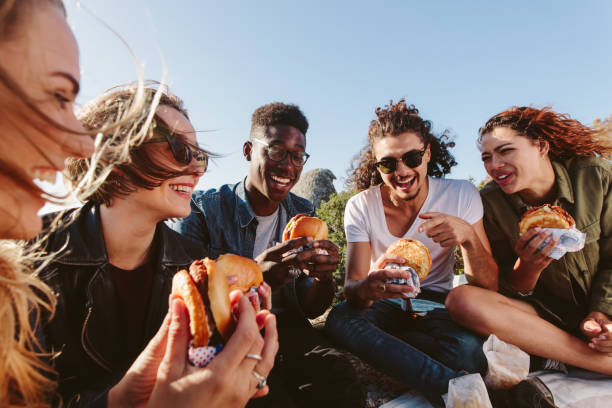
[349,99,456,191]
[478,106,612,159]
[65,84,214,206]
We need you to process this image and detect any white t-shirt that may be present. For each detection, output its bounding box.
[253,207,281,259]
[344,177,483,293]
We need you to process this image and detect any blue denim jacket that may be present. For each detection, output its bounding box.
[168,180,316,318]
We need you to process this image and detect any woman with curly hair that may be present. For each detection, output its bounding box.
[446,106,612,375]
[325,99,498,400]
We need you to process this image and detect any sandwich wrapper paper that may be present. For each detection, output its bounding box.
[384,264,420,312]
[444,373,493,408]
[483,334,529,390]
[188,341,223,368]
[538,226,585,260]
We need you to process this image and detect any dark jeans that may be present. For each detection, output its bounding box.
[247,311,366,408]
[325,294,487,398]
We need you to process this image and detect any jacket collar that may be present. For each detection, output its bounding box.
[49,202,195,267]
[235,179,295,228]
[551,159,575,205]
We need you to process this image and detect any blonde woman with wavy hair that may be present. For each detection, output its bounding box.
[0,0,94,405]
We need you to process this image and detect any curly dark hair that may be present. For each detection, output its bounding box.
[349,99,456,191]
[250,102,309,137]
[478,106,612,160]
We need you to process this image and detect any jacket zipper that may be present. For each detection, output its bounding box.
[80,305,112,372]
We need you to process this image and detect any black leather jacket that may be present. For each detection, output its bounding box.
[37,203,205,407]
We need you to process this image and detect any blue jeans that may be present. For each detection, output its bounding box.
[325,296,487,397]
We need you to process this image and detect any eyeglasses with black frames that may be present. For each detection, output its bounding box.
[374,146,427,174]
[252,138,310,167]
[146,125,208,172]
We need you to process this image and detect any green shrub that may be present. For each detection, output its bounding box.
[317,190,357,303]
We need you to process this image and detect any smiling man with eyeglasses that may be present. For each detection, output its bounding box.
[169,102,365,408]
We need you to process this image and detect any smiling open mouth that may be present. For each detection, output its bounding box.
[170,184,193,195]
[270,174,291,187]
[395,176,416,189]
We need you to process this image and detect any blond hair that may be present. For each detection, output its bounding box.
[0,1,159,406]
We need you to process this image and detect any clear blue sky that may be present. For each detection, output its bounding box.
[65,0,612,192]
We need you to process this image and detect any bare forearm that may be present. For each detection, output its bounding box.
[344,279,372,309]
[507,258,544,292]
[462,236,499,290]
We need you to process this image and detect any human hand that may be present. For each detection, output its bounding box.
[286,240,339,284]
[256,237,312,289]
[514,227,559,272]
[581,311,612,355]
[108,310,171,408]
[359,253,414,301]
[148,292,278,408]
[257,282,272,311]
[418,212,473,247]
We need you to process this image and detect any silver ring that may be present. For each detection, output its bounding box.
[246,353,263,361]
[252,370,267,389]
[380,283,386,292]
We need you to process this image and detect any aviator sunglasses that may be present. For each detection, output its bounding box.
[374,146,427,174]
[252,138,310,167]
[146,124,208,172]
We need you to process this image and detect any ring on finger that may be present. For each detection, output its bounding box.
[379,283,386,292]
[252,370,267,389]
[246,353,263,361]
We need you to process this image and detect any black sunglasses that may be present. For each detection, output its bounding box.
[374,147,427,174]
[146,125,208,172]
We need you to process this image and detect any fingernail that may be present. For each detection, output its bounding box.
[589,343,595,348]
[256,313,266,327]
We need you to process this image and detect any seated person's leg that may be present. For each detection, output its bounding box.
[326,300,465,398]
[446,285,612,375]
[403,305,487,374]
[275,311,366,408]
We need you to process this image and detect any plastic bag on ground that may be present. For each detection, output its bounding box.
[445,373,493,408]
[483,334,530,390]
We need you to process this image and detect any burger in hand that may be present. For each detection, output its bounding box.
[519,204,575,235]
[171,255,264,366]
[384,238,432,297]
[282,213,329,255]
[282,213,328,241]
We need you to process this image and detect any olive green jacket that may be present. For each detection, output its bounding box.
[481,156,612,329]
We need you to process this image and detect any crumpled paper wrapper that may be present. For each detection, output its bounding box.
[538,226,585,260]
[384,264,420,312]
[188,341,223,368]
[483,334,529,390]
[444,373,493,408]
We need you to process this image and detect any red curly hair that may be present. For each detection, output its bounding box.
[478,106,612,159]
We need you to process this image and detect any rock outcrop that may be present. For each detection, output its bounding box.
[292,168,336,209]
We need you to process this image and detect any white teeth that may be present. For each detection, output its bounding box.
[271,175,290,184]
[497,175,509,180]
[397,176,415,185]
[170,185,193,194]
[32,169,57,184]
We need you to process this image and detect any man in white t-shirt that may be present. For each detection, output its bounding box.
[325,100,498,401]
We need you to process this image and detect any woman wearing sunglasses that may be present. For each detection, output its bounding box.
[446,106,612,375]
[325,99,498,400]
[36,85,277,407]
